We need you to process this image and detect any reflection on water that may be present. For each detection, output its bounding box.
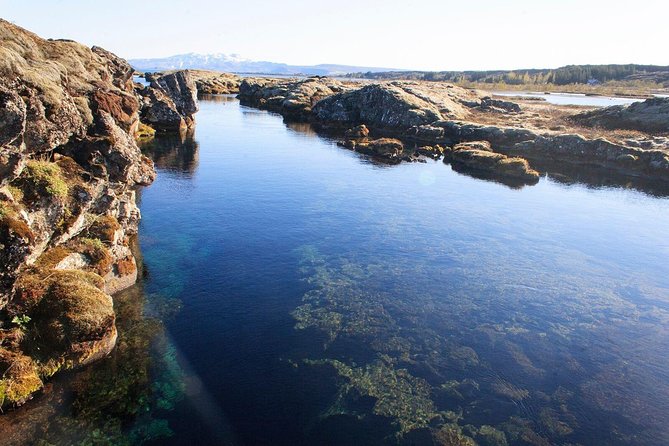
[2,97,668,446]
[140,132,200,175]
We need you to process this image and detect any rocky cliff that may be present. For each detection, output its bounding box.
[0,20,196,408]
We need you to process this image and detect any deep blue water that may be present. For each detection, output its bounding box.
[3,95,669,445]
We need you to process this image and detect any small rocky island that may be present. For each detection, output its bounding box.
[1,18,669,411]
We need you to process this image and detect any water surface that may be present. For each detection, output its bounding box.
[2,95,669,446]
[492,91,643,107]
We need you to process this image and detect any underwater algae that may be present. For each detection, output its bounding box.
[291,245,669,445]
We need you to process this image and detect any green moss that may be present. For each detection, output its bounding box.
[432,424,477,446]
[0,350,43,408]
[22,160,69,200]
[311,356,438,435]
[476,425,508,446]
[6,185,24,203]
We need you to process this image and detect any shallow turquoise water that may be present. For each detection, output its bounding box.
[3,95,669,445]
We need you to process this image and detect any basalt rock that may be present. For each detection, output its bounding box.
[236,77,669,183]
[314,83,444,130]
[345,124,370,138]
[185,69,241,95]
[238,77,350,120]
[139,70,199,132]
[446,141,540,184]
[0,20,157,409]
[410,121,669,180]
[339,137,404,161]
[570,97,669,133]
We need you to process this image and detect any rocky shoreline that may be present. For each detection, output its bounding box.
[236,77,669,186]
[0,21,198,408]
[1,18,668,411]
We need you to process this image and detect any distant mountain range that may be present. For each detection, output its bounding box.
[129,53,403,75]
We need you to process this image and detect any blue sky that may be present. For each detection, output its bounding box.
[1,0,667,70]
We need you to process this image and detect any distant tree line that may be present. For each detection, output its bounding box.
[347,64,669,86]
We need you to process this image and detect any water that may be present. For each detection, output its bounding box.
[2,95,669,446]
[492,91,643,107]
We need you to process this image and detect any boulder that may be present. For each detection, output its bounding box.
[185,69,241,95]
[345,124,370,138]
[313,83,443,129]
[478,97,522,113]
[312,81,480,130]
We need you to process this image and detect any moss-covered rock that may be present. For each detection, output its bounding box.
[0,349,42,407]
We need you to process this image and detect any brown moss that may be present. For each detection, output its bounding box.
[68,237,113,276]
[0,202,34,244]
[31,271,113,354]
[10,269,48,316]
[34,246,72,269]
[115,256,136,277]
[84,214,121,243]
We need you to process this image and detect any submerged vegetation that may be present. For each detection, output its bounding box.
[0,285,186,445]
[291,245,669,445]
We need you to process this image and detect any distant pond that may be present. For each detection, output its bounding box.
[492,90,645,107]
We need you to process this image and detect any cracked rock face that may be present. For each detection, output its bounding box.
[0,19,159,408]
[140,70,200,132]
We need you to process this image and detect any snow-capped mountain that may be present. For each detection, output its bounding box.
[129,53,401,75]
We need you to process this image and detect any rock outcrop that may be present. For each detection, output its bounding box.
[570,97,669,134]
[313,82,480,130]
[236,77,669,184]
[339,137,405,161]
[409,121,669,178]
[446,141,540,183]
[138,71,199,133]
[238,77,350,120]
[186,69,240,95]
[0,20,162,408]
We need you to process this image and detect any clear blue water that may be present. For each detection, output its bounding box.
[2,95,669,446]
